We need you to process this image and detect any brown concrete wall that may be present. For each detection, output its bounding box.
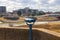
[0,28,40,40]
[0,28,60,40]
[38,30,60,40]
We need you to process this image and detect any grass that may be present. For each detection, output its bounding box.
[0,17,5,20]
[20,21,60,33]
[37,17,58,21]
[19,16,58,21]
[0,16,58,21]
[50,29,60,33]
[0,17,60,33]
[19,17,25,20]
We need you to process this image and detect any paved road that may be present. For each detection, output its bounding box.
[0,21,48,27]
[1,20,60,22]
[0,20,60,27]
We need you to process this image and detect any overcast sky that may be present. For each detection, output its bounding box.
[0,0,60,12]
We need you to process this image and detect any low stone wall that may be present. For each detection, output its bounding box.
[0,28,60,40]
[0,28,40,40]
[38,29,60,40]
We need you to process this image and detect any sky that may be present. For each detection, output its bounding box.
[0,0,60,12]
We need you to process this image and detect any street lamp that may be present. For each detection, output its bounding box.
[25,17,36,40]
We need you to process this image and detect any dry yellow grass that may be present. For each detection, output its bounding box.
[0,17,25,21]
[51,29,60,33]
[0,17,5,20]
[48,22,60,29]
[0,17,60,33]
[19,17,25,20]
[20,22,60,29]
[17,17,58,21]
[19,21,60,33]
[37,17,58,21]
[0,16,58,21]
[35,22,60,33]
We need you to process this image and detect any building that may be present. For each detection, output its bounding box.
[0,6,6,13]
[0,6,6,16]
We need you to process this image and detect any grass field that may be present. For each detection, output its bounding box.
[0,16,58,21]
[19,21,60,33]
[0,17,60,33]
[36,17,58,21]
[19,16,58,21]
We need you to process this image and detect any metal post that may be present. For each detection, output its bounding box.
[29,24,33,40]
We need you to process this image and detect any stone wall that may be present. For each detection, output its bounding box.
[0,28,40,40]
[0,28,60,40]
[38,30,60,40]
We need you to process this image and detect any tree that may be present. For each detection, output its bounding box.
[38,11,45,15]
[31,11,36,16]
[17,11,22,16]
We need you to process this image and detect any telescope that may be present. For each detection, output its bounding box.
[25,17,36,40]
